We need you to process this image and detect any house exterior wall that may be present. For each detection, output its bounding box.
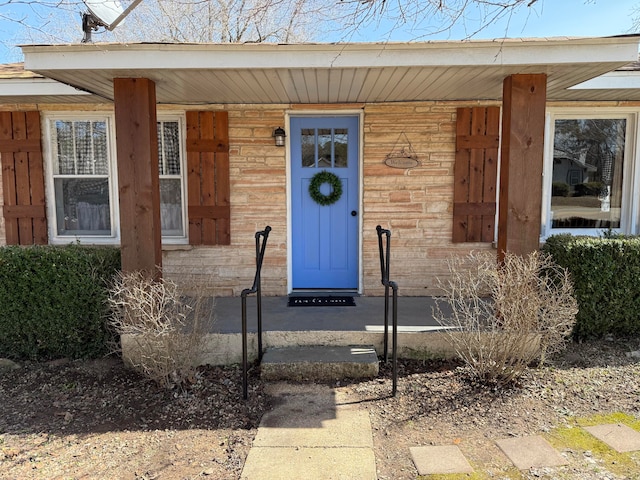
[162,101,496,296]
[9,100,611,296]
[361,101,496,296]
[162,105,289,296]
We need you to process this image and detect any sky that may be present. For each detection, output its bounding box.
[0,0,639,64]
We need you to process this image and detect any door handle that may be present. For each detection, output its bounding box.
[351,210,357,217]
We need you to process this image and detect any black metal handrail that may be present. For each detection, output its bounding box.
[376,225,398,397]
[241,226,271,400]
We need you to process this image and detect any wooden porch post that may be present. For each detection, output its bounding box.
[113,78,162,277]
[497,74,547,261]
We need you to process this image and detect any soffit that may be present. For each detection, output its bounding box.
[15,37,640,104]
[0,63,108,103]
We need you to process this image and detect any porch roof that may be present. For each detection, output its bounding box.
[0,62,105,104]
[12,36,640,104]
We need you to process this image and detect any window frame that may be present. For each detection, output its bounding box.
[43,113,120,245]
[43,112,189,245]
[157,114,188,244]
[541,108,639,239]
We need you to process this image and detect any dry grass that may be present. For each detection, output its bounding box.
[434,251,578,385]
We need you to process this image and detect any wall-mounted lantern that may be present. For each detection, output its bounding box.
[273,127,286,147]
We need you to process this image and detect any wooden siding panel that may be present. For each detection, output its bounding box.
[0,111,47,245]
[453,107,472,242]
[186,111,203,245]
[453,106,500,243]
[186,111,230,246]
[200,112,216,244]
[13,112,34,243]
[214,111,230,245]
[482,107,500,242]
[467,107,485,242]
[0,111,19,244]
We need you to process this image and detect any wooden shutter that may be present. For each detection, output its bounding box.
[186,111,230,245]
[453,106,500,243]
[0,111,47,245]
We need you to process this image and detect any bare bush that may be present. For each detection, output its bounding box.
[434,251,578,386]
[108,271,215,389]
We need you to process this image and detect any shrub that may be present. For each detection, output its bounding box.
[434,251,577,386]
[552,182,570,197]
[542,234,640,339]
[0,244,121,360]
[108,271,215,389]
[574,181,605,197]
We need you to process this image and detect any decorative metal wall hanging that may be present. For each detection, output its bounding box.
[384,132,420,169]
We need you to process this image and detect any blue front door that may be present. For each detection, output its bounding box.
[291,116,359,290]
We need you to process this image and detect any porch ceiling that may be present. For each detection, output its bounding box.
[17,36,640,104]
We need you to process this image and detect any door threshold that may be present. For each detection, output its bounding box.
[289,290,360,298]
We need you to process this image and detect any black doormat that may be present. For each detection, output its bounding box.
[288,296,356,307]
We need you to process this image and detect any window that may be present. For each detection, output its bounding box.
[300,127,349,168]
[543,111,636,238]
[157,118,186,239]
[49,118,114,239]
[45,114,187,244]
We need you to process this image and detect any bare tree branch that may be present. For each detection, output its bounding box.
[2,0,594,63]
[333,0,544,41]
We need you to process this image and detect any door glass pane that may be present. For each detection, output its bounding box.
[551,118,626,229]
[318,129,332,167]
[301,128,315,168]
[334,128,348,168]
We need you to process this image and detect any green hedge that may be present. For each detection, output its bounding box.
[0,244,121,360]
[542,234,640,339]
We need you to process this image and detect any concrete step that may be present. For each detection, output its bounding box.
[260,345,379,382]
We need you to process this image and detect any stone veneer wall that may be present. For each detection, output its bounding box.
[163,101,496,296]
[361,101,495,296]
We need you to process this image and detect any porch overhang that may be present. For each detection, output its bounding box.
[18,36,640,105]
[0,62,102,103]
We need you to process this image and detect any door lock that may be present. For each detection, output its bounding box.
[351,210,357,217]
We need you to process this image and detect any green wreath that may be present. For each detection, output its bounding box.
[308,170,343,206]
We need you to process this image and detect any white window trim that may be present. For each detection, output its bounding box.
[43,112,189,245]
[157,114,188,245]
[541,107,638,240]
[43,112,121,245]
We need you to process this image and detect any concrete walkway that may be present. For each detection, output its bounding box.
[241,383,377,480]
[241,381,640,479]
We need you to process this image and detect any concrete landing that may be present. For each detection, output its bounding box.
[260,345,379,381]
[241,383,377,480]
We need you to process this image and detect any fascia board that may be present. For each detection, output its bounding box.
[0,78,91,96]
[22,37,640,72]
[570,71,640,90]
